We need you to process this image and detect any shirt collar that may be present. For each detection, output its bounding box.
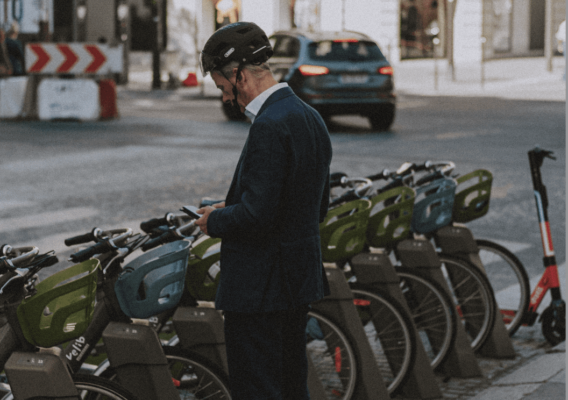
[244,82,289,123]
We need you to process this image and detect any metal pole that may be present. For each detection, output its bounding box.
[544,0,553,72]
[152,0,163,89]
[4,0,8,27]
[433,37,440,90]
[480,37,486,89]
[447,0,455,81]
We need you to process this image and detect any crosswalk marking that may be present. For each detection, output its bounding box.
[0,207,99,234]
[0,200,38,211]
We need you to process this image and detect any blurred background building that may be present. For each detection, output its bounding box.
[1,0,564,83]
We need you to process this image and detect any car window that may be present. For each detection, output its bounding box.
[272,36,300,58]
[308,40,385,62]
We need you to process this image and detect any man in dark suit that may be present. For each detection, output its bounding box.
[196,22,332,400]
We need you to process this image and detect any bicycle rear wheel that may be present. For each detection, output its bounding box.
[475,239,530,336]
[349,285,416,396]
[439,256,496,351]
[306,310,358,400]
[395,268,457,370]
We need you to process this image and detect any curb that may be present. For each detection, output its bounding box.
[471,342,566,400]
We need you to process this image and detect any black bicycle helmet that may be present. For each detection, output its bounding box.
[200,22,273,77]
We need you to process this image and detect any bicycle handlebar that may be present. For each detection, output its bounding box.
[329,177,372,207]
[140,213,175,234]
[366,169,391,182]
[141,221,198,252]
[64,228,103,246]
[0,246,40,270]
[69,241,114,264]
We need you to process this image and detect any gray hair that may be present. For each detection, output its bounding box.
[215,60,271,79]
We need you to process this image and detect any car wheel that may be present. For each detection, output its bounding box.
[221,99,248,121]
[368,104,395,132]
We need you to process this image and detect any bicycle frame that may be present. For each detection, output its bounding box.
[522,148,563,325]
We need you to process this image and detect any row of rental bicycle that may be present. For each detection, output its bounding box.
[0,146,563,400]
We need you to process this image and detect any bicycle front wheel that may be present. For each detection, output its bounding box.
[98,346,231,399]
[395,268,457,370]
[349,286,416,396]
[306,310,358,400]
[71,375,139,400]
[439,256,496,351]
[475,239,530,336]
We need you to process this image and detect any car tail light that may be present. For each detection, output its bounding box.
[378,66,393,75]
[299,65,330,76]
[333,39,358,43]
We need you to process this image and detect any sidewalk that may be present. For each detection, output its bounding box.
[472,341,565,400]
[392,56,566,102]
[124,55,567,103]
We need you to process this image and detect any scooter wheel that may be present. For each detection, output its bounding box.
[541,304,566,346]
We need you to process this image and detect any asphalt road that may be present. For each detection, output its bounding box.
[0,91,565,297]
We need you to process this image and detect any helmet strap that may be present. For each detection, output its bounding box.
[222,62,245,116]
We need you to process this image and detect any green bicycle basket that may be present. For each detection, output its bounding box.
[17,259,100,348]
[366,186,415,248]
[185,236,222,302]
[319,198,372,263]
[453,169,493,223]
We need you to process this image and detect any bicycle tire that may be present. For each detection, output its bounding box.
[306,310,358,400]
[395,267,457,370]
[349,285,416,396]
[98,346,231,399]
[474,239,530,336]
[439,255,496,351]
[0,375,139,400]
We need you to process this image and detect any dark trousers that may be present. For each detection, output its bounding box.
[223,305,311,400]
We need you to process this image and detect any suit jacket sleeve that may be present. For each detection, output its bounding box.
[319,172,330,223]
[207,119,287,240]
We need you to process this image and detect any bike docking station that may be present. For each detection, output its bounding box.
[5,347,79,400]
[171,301,229,373]
[434,225,516,359]
[350,251,443,399]
[100,239,192,400]
[312,264,391,400]
[396,238,483,379]
[102,319,179,400]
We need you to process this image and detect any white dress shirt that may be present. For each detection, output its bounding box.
[244,82,289,123]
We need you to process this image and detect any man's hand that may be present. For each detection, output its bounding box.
[196,202,224,235]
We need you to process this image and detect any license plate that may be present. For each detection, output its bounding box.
[341,74,368,84]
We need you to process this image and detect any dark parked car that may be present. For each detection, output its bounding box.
[221,29,396,131]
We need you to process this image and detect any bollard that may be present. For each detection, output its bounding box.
[312,264,390,400]
[172,302,229,373]
[102,320,179,400]
[350,251,443,399]
[5,348,78,399]
[434,225,516,359]
[396,239,483,378]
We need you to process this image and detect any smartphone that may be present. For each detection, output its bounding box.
[180,205,202,220]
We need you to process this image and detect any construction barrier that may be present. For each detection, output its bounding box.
[38,78,100,121]
[0,77,28,118]
[99,79,119,119]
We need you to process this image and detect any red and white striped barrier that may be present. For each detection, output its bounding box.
[26,43,123,75]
